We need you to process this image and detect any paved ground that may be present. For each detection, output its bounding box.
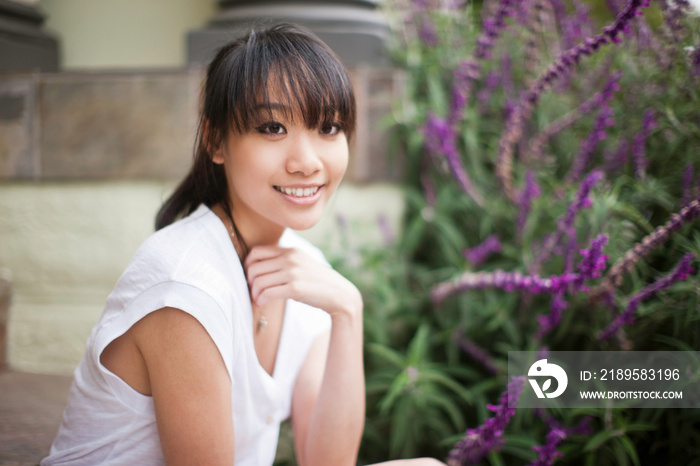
[0,370,72,466]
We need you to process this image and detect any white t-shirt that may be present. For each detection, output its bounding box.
[42,204,332,466]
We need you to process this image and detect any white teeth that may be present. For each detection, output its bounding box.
[276,186,319,198]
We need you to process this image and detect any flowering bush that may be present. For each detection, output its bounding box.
[333,0,700,464]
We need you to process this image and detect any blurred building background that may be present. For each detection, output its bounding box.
[0,0,404,375]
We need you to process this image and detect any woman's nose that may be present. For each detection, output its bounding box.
[285,133,323,176]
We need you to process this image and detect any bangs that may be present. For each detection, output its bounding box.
[207,24,356,138]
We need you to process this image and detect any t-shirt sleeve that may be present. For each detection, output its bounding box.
[90,281,235,408]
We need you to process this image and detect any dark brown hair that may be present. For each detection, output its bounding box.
[155,23,356,243]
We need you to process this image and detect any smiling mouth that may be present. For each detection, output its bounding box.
[273,186,321,198]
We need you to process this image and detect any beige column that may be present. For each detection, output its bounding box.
[0,0,58,72]
[188,0,388,66]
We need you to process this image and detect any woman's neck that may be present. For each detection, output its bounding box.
[211,203,285,255]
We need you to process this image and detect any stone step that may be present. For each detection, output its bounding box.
[0,370,72,465]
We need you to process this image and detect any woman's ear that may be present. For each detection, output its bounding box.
[201,118,225,165]
[211,147,225,165]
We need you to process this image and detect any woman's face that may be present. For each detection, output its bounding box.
[213,102,349,241]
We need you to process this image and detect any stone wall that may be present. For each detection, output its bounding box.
[0,70,200,180]
[0,67,402,181]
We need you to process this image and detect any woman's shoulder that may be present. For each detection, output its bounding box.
[133,205,228,272]
[107,205,240,307]
[142,204,213,254]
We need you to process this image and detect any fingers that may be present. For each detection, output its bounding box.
[244,245,289,269]
[254,283,298,307]
[249,269,290,305]
[242,245,357,315]
[245,257,284,287]
[245,246,301,305]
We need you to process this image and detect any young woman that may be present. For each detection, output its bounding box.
[43,23,445,466]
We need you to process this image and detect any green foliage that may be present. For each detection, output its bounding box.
[330,0,700,464]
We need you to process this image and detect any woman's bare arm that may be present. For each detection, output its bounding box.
[132,307,234,466]
[291,307,365,466]
[245,246,365,466]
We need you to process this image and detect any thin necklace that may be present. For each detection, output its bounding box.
[226,217,268,332]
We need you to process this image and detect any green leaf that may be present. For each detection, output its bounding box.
[407,323,431,364]
[623,423,658,433]
[421,389,466,431]
[618,436,641,466]
[389,396,413,457]
[368,343,405,368]
[584,429,624,452]
[609,202,654,233]
[652,334,696,352]
[379,371,409,414]
[426,73,448,116]
[613,438,630,466]
[421,368,474,404]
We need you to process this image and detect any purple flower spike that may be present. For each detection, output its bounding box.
[529,428,566,466]
[563,233,578,274]
[599,253,696,340]
[449,0,515,124]
[529,72,622,163]
[449,59,481,125]
[478,70,502,112]
[661,0,691,43]
[432,269,581,304]
[606,0,626,14]
[496,0,651,202]
[600,197,700,293]
[604,138,630,175]
[631,109,657,180]
[559,171,603,237]
[566,103,616,183]
[537,291,569,339]
[423,114,484,204]
[447,377,525,466]
[455,331,499,375]
[474,0,517,60]
[561,1,593,50]
[533,171,604,270]
[517,171,542,239]
[549,416,593,436]
[535,232,602,339]
[463,235,502,266]
[419,20,439,46]
[575,234,610,290]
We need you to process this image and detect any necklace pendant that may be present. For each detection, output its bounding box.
[257,315,268,332]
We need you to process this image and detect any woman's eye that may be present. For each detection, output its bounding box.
[256,122,286,135]
[320,123,341,136]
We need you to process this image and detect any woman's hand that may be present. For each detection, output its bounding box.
[246,244,365,466]
[244,245,362,318]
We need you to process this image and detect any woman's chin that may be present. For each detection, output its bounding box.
[284,218,321,231]
[277,210,325,231]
